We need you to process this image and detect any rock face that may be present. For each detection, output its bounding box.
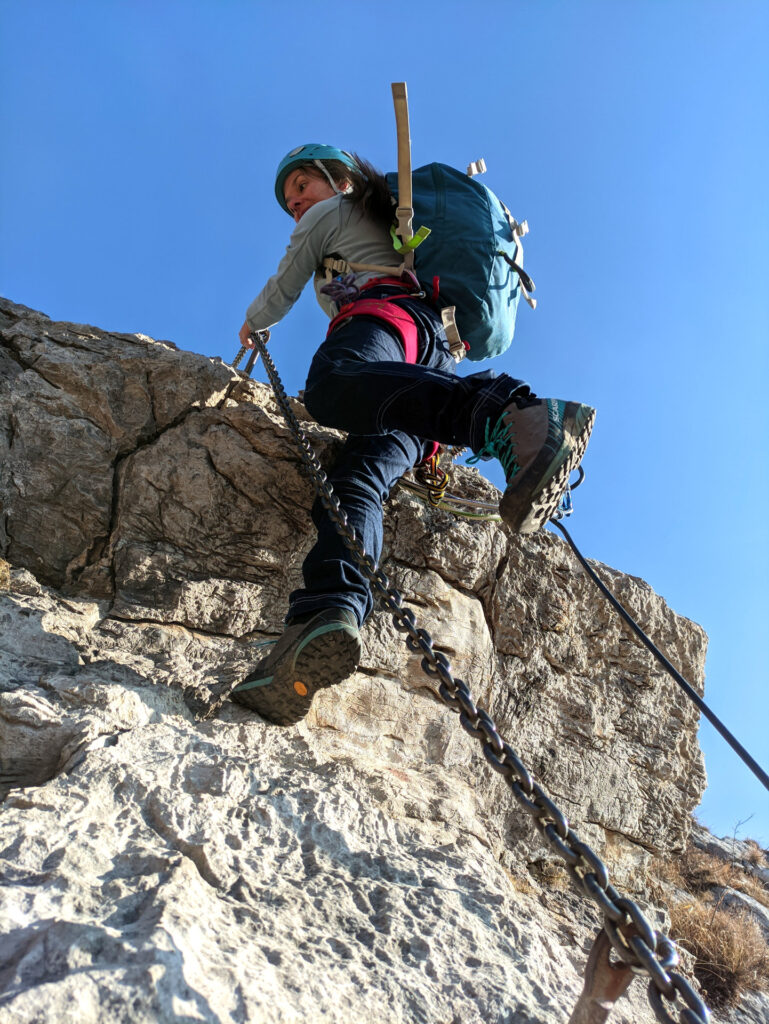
[0,297,713,1022]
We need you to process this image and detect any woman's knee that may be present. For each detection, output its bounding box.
[303,372,336,424]
[304,355,359,425]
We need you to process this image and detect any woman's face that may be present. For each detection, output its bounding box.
[283,168,336,223]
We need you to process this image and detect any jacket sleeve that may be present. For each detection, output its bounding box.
[245,198,342,331]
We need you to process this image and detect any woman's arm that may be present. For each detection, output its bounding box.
[241,197,343,345]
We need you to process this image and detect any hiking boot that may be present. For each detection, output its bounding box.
[230,608,362,726]
[470,398,595,534]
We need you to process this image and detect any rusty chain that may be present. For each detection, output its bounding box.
[249,330,711,1024]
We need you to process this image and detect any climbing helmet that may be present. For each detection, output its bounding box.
[274,144,358,214]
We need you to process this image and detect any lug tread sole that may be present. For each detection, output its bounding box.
[499,405,595,534]
[232,629,362,726]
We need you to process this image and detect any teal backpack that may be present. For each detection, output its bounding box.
[385,161,536,362]
[322,85,536,362]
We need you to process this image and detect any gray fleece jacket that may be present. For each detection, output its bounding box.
[245,195,398,332]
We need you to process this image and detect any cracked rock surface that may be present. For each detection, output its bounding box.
[0,297,719,1022]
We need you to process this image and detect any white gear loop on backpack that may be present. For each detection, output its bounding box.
[466,158,487,177]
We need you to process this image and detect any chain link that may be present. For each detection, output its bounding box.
[251,331,711,1024]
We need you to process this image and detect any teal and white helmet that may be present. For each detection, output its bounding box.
[274,144,358,214]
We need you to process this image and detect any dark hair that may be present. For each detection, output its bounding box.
[301,154,395,231]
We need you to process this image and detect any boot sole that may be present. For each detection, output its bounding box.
[499,403,595,534]
[231,624,362,726]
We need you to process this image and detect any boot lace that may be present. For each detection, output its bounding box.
[467,413,520,479]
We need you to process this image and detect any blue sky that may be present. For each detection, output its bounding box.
[2,0,767,846]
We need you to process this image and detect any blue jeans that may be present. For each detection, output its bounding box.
[288,291,528,626]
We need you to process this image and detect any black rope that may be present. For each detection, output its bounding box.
[551,519,769,794]
[496,249,535,293]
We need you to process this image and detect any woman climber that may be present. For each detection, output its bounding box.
[231,144,594,725]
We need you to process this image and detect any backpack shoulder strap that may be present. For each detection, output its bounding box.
[391,82,415,272]
[322,82,429,283]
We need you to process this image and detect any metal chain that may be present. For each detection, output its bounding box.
[218,343,261,409]
[251,331,711,1024]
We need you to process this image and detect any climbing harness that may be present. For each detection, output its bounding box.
[325,275,425,365]
[246,327,712,1024]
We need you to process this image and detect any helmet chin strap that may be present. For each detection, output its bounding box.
[313,159,352,195]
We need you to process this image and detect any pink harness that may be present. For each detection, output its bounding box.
[325,280,438,461]
[326,278,419,364]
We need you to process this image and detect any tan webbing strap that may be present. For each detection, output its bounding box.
[391,82,415,272]
[325,84,467,359]
[322,257,350,280]
[441,307,467,363]
[323,257,403,278]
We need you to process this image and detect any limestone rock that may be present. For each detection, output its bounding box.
[691,823,769,888]
[676,825,769,1023]
[1,297,718,1022]
[715,889,769,941]
[0,298,234,592]
[727,991,769,1024]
